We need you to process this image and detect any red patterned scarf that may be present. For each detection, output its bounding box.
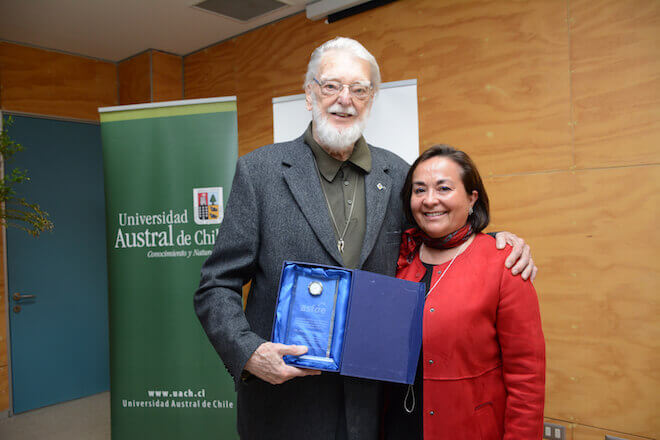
[397,223,473,270]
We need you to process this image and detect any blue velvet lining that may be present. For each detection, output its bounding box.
[273,263,352,371]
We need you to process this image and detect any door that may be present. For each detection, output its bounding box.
[4,114,109,413]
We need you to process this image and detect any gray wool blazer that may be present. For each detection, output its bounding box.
[194,134,410,440]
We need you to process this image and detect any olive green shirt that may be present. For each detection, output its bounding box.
[304,123,371,269]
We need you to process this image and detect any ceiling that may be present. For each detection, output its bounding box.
[0,0,312,62]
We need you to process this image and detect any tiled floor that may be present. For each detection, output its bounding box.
[0,392,110,440]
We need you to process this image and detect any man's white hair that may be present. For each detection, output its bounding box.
[304,37,381,93]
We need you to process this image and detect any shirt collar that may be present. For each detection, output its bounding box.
[303,122,372,182]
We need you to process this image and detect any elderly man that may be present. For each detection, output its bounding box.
[194,37,535,440]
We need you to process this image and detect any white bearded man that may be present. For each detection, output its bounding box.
[194,37,536,440]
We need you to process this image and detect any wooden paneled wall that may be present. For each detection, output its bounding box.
[118,50,183,105]
[0,42,117,121]
[152,51,183,102]
[184,1,660,438]
[545,417,653,440]
[118,52,151,105]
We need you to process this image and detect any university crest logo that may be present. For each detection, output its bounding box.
[193,187,223,225]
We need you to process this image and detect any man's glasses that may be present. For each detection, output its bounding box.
[313,78,373,100]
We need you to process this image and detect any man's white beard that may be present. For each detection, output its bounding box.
[311,98,370,154]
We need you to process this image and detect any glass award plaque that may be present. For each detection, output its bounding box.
[283,272,340,364]
[273,263,351,371]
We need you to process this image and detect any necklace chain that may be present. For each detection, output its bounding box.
[424,240,469,298]
[314,162,359,254]
[405,238,470,415]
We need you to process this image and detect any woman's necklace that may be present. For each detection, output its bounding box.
[424,239,470,298]
[404,237,470,414]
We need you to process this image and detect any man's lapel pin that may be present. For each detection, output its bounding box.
[376,183,385,191]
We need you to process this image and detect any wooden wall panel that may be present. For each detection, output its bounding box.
[152,51,182,102]
[573,424,650,440]
[0,366,7,412]
[184,1,572,173]
[571,0,660,168]
[542,419,654,440]
[118,52,150,105]
[185,43,237,100]
[230,14,329,157]
[119,50,182,104]
[409,0,572,176]
[0,42,117,121]
[486,166,660,438]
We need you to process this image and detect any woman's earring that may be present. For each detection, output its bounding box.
[468,207,473,215]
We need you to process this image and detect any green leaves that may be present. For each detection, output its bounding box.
[0,117,54,237]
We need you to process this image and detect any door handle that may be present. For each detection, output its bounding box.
[13,292,36,301]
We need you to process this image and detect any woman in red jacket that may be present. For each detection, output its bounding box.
[384,145,545,439]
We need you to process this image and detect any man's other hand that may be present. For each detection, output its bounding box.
[244,342,322,385]
[495,231,538,282]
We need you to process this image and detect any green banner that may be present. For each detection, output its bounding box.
[99,98,239,439]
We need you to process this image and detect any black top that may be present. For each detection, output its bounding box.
[383,262,433,440]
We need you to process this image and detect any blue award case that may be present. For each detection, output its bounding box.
[271,261,425,384]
